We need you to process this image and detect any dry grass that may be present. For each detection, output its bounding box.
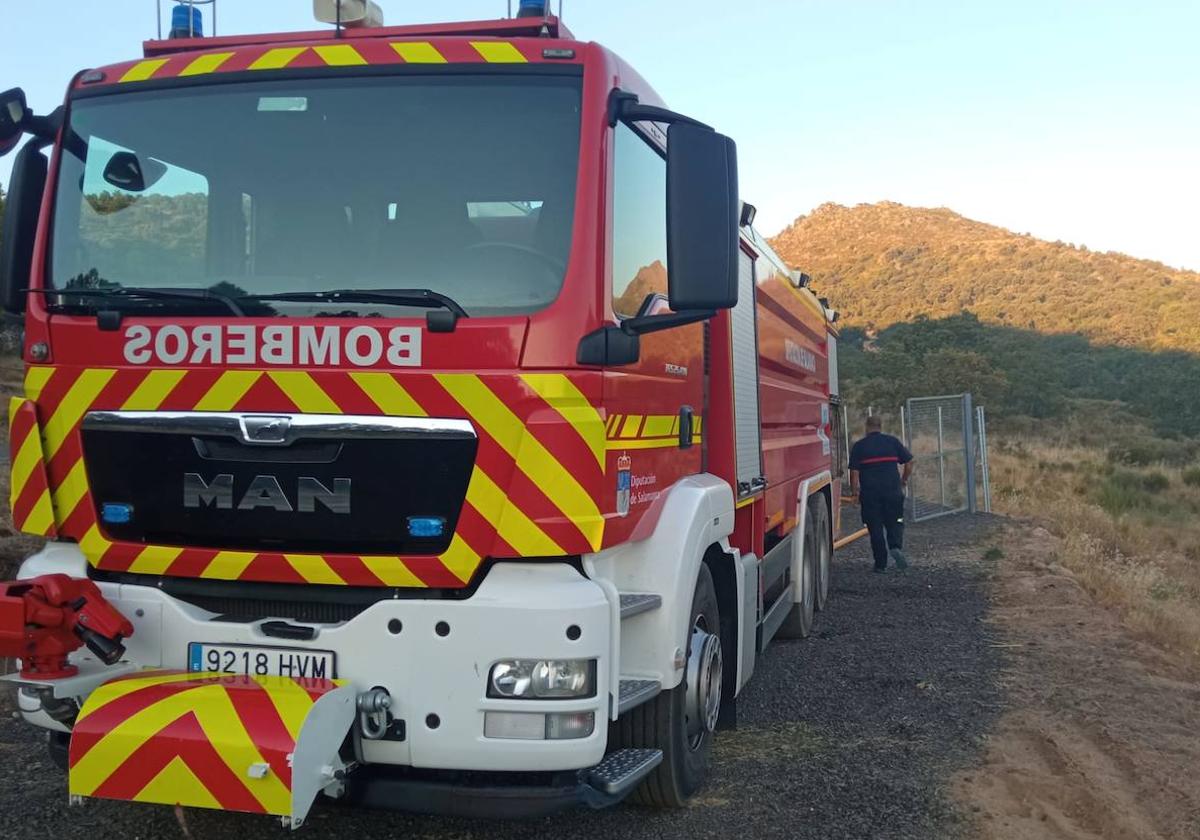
[990,434,1200,662]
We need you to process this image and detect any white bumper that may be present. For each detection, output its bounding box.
[17,547,611,773]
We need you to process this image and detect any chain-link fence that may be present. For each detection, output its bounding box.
[842,394,991,528]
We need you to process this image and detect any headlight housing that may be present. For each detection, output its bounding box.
[488,658,596,699]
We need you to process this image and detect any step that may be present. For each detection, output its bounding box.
[619,593,662,619]
[586,748,663,798]
[617,677,662,716]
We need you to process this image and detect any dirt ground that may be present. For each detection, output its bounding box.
[957,525,1200,839]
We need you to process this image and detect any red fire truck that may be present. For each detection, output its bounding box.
[0,1,842,826]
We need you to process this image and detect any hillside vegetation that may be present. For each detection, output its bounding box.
[772,201,1200,352]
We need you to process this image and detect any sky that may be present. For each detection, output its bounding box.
[2,0,1198,270]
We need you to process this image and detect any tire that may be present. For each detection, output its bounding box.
[812,495,832,612]
[776,506,817,639]
[612,563,722,807]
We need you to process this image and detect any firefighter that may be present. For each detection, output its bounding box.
[849,416,914,573]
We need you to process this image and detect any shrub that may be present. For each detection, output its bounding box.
[1107,438,1196,467]
[1141,472,1170,493]
[1183,468,1200,487]
[983,546,1004,561]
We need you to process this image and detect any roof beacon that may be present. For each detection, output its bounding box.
[517,0,551,17]
[169,3,203,38]
[313,0,384,28]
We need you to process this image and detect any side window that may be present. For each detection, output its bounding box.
[612,122,668,318]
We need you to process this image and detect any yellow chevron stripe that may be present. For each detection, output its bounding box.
[23,366,55,400]
[52,459,88,524]
[358,555,426,588]
[605,437,689,451]
[520,374,605,469]
[128,545,184,576]
[194,371,261,411]
[470,41,527,63]
[249,47,307,70]
[438,374,603,550]
[391,41,447,63]
[71,682,293,814]
[20,491,55,536]
[350,372,427,416]
[605,413,621,436]
[121,369,187,410]
[619,415,642,438]
[135,756,220,809]
[43,369,116,460]
[314,44,367,66]
[257,674,320,741]
[642,414,675,437]
[179,51,235,76]
[120,59,168,83]
[79,523,113,562]
[8,396,22,428]
[268,371,341,413]
[10,425,44,504]
[466,467,564,556]
[75,671,228,721]
[199,550,257,580]
[437,533,482,583]
[284,554,347,586]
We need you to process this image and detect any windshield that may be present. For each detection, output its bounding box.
[50,73,582,317]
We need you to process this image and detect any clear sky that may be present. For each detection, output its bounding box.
[2,1,1198,269]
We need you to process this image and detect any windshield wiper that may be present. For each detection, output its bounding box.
[29,286,246,318]
[240,288,469,318]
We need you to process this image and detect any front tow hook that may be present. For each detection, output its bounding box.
[357,688,393,740]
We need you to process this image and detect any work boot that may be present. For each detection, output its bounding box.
[872,566,887,574]
[889,547,909,570]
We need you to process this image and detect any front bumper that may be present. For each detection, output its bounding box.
[17,547,614,774]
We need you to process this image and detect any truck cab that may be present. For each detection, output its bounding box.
[0,2,837,825]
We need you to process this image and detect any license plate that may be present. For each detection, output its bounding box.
[187,643,336,679]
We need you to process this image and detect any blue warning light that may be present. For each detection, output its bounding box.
[170,3,204,38]
[101,503,134,525]
[407,516,446,538]
[517,0,551,18]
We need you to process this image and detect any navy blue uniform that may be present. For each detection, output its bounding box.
[849,431,913,570]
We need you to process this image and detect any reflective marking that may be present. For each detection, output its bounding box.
[179,52,235,77]
[284,554,347,586]
[121,370,187,410]
[391,41,447,63]
[642,415,675,438]
[128,545,184,576]
[22,492,56,536]
[436,534,482,583]
[119,59,169,83]
[248,47,307,70]
[135,757,220,809]
[466,468,564,557]
[359,555,425,588]
[620,415,643,438]
[194,371,262,411]
[43,369,116,459]
[521,374,605,468]
[350,372,427,416]
[313,44,367,66]
[268,372,341,414]
[24,366,56,400]
[79,523,113,561]
[470,41,527,63]
[52,459,89,523]
[10,428,44,502]
[199,550,257,580]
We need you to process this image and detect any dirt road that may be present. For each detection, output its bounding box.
[1,512,1197,839]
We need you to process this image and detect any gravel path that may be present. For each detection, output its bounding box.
[0,515,1002,840]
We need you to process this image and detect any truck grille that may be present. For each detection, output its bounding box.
[80,411,477,556]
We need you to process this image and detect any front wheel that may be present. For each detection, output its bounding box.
[812,495,832,611]
[613,563,722,807]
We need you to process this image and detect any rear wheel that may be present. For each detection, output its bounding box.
[614,563,722,807]
[812,495,832,611]
[776,506,817,639]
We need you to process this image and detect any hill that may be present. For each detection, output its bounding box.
[770,202,1200,353]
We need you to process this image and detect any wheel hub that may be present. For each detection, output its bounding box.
[684,620,723,745]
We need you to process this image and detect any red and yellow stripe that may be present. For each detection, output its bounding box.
[100,37,544,88]
[69,670,344,816]
[604,412,702,450]
[13,367,607,587]
[8,397,56,537]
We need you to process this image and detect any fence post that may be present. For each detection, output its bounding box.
[977,405,992,513]
[963,392,977,513]
[936,406,947,510]
[899,404,906,443]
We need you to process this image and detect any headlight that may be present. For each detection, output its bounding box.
[488,659,595,699]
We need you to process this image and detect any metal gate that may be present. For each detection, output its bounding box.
[901,394,990,523]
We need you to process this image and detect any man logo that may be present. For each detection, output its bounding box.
[183,474,351,514]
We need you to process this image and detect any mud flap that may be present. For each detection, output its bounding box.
[68,670,355,826]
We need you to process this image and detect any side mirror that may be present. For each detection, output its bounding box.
[666,122,739,311]
[0,88,29,157]
[0,142,49,315]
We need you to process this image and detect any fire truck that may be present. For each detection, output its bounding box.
[0,0,843,826]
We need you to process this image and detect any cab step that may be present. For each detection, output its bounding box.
[617,677,661,715]
[618,593,662,619]
[585,748,663,799]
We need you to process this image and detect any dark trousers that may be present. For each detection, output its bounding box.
[861,490,905,569]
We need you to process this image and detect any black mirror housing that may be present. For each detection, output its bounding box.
[666,122,739,311]
[0,141,49,315]
[0,87,29,157]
